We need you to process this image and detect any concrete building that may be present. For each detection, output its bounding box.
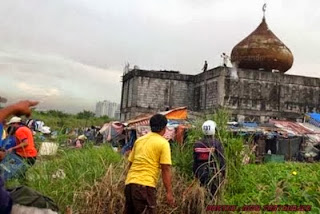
[95,100,120,119]
[120,12,320,122]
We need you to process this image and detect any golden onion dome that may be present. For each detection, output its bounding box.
[230,16,294,73]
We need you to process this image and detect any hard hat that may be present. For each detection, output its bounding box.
[202,120,216,136]
[7,116,22,125]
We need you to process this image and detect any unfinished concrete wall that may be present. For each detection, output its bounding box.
[120,69,194,120]
[120,66,320,122]
[193,67,226,111]
[224,69,320,122]
[136,76,194,110]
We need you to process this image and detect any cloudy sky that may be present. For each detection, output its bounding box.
[0,0,319,113]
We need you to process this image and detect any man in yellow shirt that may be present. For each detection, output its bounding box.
[124,114,175,214]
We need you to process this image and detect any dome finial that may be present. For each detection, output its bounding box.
[262,3,267,20]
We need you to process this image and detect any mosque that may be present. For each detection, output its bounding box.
[120,7,320,122]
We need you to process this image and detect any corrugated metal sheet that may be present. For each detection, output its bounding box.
[299,123,320,134]
[269,120,315,135]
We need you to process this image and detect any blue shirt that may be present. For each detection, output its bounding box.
[0,175,12,213]
[0,123,12,213]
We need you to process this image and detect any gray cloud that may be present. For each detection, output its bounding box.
[0,0,319,112]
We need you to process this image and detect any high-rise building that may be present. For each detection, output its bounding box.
[95,100,120,119]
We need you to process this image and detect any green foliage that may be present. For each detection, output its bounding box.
[31,110,110,130]
[223,162,320,213]
[171,142,194,180]
[6,145,122,211]
[172,108,244,181]
[172,108,319,212]
[205,108,245,194]
[76,110,95,119]
[39,110,70,118]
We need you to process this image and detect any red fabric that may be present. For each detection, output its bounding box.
[15,126,37,157]
[198,153,209,161]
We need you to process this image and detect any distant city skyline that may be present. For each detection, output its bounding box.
[95,100,120,119]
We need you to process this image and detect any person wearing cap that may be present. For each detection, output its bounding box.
[7,116,38,166]
[124,114,175,214]
[0,100,38,214]
[75,135,87,148]
[193,120,226,196]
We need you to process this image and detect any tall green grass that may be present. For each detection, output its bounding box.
[6,144,121,212]
[5,108,319,213]
[173,108,245,192]
[223,162,320,213]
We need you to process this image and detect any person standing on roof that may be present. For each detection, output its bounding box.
[124,114,175,214]
[6,116,37,167]
[193,120,226,196]
[221,53,229,67]
[202,60,208,72]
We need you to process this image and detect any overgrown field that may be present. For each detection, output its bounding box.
[6,145,121,212]
[5,109,320,213]
[6,144,320,213]
[223,162,320,213]
[31,110,110,130]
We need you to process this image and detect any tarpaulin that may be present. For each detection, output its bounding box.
[99,122,124,142]
[136,126,151,138]
[135,126,176,141]
[164,107,187,120]
[126,107,188,127]
[240,122,258,128]
[307,113,320,123]
[163,127,176,141]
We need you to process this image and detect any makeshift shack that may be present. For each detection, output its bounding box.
[121,107,190,154]
[99,121,125,148]
[228,118,320,162]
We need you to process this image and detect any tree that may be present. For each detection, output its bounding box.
[46,110,70,118]
[76,110,95,119]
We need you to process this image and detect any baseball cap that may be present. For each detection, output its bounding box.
[6,116,22,125]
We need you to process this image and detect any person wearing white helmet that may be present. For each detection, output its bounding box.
[193,120,225,196]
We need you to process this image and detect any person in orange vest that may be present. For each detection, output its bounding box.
[6,116,38,166]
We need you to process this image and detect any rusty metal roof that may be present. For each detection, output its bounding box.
[231,17,294,73]
[270,120,316,135]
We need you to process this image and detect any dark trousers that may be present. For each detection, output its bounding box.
[0,198,12,214]
[16,155,37,167]
[23,157,37,166]
[124,183,156,214]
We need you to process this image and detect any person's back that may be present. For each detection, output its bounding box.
[193,120,225,196]
[124,114,174,214]
[193,138,225,178]
[126,132,171,187]
[15,126,37,158]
